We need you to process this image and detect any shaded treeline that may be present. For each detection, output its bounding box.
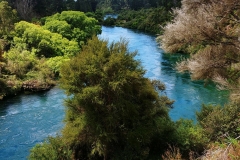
[4,0,181,20]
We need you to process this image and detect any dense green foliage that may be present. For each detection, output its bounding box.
[4,0,180,21]
[42,11,101,46]
[1,46,56,97]
[29,37,178,159]
[115,7,172,34]
[97,0,181,12]
[0,8,100,99]
[29,136,73,160]
[14,21,80,57]
[173,119,208,156]
[102,17,116,26]
[197,103,240,141]
[60,37,175,159]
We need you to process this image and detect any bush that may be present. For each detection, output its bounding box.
[14,21,80,57]
[172,119,209,157]
[3,48,37,78]
[197,103,240,141]
[116,7,172,34]
[29,136,72,160]
[102,17,116,26]
[43,11,101,45]
[46,56,70,75]
[29,37,176,159]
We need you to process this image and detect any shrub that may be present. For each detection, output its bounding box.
[43,11,101,45]
[197,103,240,141]
[173,119,209,156]
[29,136,72,160]
[14,21,80,57]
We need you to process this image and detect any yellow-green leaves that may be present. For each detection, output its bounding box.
[14,21,80,57]
[43,11,101,45]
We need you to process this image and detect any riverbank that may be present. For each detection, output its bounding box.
[0,79,56,100]
[102,7,172,34]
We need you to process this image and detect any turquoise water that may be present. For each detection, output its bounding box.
[0,26,229,159]
[0,87,65,160]
[99,26,229,120]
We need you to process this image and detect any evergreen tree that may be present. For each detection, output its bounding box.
[58,37,173,159]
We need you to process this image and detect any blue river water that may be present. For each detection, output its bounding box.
[0,26,229,160]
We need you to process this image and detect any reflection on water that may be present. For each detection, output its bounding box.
[0,26,229,160]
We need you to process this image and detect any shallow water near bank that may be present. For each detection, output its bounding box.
[0,26,229,160]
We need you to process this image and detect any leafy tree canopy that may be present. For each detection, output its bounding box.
[13,21,80,57]
[42,11,101,46]
[29,37,174,159]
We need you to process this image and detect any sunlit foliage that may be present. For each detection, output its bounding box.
[29,136,72,160]
[13,21,80,57]
[42,11,101,46]
[0,11,101,98]
[29,37,175,159]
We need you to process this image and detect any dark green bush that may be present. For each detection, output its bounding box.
[173,119,209,156]
[102,17,116,26]
[116,7,172,34]
[197,103,240,141]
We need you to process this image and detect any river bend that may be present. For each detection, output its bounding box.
[0,26,229,160]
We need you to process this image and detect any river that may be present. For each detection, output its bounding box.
[0,26,229,160]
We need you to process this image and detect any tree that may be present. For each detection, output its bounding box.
[13,21,80,57]
[158,0,240,99]
[75,0,93,12]
[64,0,76,10]
[196,103,240,141]
[15,0,35,20]
[57,37,173,159]
[43,11,101,46]
[0,1,18,37]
